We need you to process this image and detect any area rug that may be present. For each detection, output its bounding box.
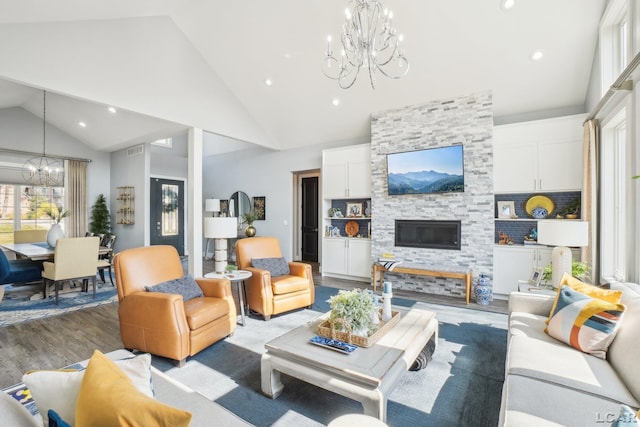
[152,286,508,427]
[0,280,117,327]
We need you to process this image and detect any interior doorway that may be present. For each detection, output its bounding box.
[293,170,320,264]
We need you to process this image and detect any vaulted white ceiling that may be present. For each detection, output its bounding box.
[0,0,606,155]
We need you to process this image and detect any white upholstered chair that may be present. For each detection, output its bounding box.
[42,237,100,304]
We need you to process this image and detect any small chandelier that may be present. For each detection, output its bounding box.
[22,91,64,187]
[322,0,409,89]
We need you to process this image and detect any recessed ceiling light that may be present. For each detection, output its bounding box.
[332,98,340,106]
[501,0,515,10]
[78,121,87,128]
[107,106,117,114]
[264,79,273,86]
[530,50,544,61]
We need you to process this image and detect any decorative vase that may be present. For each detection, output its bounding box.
[474,273,492,305]
[245,225,256,237]
[47,223,64,248]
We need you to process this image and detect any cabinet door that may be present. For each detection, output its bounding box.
[347,239,372,278]
[347,159,371,198]
[322,238,348,275]
[537,139,582,191]
[493,246,536,295]
[493,142,538,192]
[323,162,348,199]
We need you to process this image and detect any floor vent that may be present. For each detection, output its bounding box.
[127,144,144,157]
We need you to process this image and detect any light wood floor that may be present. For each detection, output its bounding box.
[0,260,507,389]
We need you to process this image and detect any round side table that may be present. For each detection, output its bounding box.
[204,270,252,326]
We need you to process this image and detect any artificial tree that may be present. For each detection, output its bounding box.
[89,194,112,236]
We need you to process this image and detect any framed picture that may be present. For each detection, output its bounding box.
[219,199,229,217]
[497,201,515,219]
[253,196,265,220]
[528,267,544,287]
[346,202,363,217]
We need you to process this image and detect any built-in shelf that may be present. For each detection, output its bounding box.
[494,218,538,222]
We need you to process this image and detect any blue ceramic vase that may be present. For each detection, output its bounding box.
[475,273,492,305]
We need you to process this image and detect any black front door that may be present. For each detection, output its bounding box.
[150,178,185,255]
[301,176,319,262]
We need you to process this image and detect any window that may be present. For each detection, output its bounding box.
[0,184,65,244]
[600,111,628,281]
[599,0,631,94]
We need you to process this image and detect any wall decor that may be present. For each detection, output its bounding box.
[346,202,363,217]
[497,201,515,219]
[219,200,229,217]
[253,196,266,220]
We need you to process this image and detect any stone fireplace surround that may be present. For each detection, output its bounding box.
[370,91,494,298]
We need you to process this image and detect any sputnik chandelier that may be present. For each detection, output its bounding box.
[22,90,64,187]
[322,0,409,89]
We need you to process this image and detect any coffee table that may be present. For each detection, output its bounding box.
[261,306,438,422]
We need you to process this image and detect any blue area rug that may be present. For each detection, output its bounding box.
[153,285,508,427]
[0,277,117,326]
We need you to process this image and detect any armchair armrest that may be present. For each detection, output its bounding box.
[508,291,555,316]
[119,291,187,330]
[195,277,233,299]
[288,261,312,279]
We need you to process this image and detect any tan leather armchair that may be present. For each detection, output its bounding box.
[114,245,236,366]
[235,236,314,320]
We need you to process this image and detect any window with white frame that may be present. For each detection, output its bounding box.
[599,0,631,95]
[600,111,627,281]
[0,184,65,244]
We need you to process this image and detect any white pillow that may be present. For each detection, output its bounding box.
[22,353,153,426]
[0,390,41,427]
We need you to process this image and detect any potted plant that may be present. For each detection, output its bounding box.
[45,205,69,248]
[241,207,263,237]
[90,194,112,238]
[542,261,591,286]
[557,197,580,219]
[328,289,376,336]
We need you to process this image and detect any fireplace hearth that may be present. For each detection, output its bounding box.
[395,220,461,250]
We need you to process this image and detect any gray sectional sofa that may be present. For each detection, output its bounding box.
[499,281,640,426]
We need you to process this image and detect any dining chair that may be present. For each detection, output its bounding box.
[13,229,48,244]
[42,236,100,304]
[97,235,116,286]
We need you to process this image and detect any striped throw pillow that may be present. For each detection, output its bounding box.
[546,285,625,359]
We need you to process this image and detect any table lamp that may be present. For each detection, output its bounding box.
[537,219,589,286]
[204,217,237,273]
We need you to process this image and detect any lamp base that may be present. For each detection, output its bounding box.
[214,238,228,274]
[551,245,573,287]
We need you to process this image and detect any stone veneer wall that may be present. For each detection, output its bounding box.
[370,91,494,298]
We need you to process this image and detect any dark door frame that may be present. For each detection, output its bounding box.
[292,169,320,262]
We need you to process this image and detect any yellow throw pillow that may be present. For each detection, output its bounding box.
[546,273,623,324]
[75,350,191,427]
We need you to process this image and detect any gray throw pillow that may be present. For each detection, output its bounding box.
[251,257,290,277]
[145,275,204,301]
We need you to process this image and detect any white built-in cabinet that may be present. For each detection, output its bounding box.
[493,115,584,193]
[321,143,372,281]
[323,238,372,279]
[322,144,371,199]
[493,114,586,298]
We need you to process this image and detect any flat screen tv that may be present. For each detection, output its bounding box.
[386,145,464,195]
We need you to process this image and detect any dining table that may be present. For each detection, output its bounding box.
[1,242,112,261]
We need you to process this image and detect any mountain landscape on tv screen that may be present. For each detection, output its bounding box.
[388,170,464,195]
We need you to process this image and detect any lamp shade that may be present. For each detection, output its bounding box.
[205,199,220,213]
[204,217,237,239]
[537,220,589,247]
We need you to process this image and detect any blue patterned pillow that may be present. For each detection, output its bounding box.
[145,275,203,301]
[48,409,72,427]
[251,257,290,277]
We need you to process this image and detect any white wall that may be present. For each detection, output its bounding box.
[203,137,367,260]
[0,106,110,214]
